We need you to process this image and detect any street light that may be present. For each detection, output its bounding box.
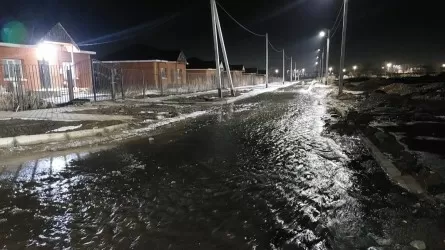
[319,31,326,38]
[343,69,346,73]
[317,49,321,52]
[329,67,333,72]
[386,63,393,68]
[353,65,357,71]
[275,69,279,74]
[442,64,445,68]
[319,29,330,85]
[315,62,319,65]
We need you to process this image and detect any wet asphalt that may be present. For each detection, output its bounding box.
[0,85,444,249]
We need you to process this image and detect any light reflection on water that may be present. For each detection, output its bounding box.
[0,86,443,249]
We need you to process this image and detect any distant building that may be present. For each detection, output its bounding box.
[100,44,187,89]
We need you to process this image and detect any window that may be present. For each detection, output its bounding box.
[160,68,166,79]
[2,59,23,80]
[171,69,174,81]
[177,69,182,79]
[62,62,73,81]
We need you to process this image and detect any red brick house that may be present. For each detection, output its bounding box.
[0,23,96,93]
[99,45,187,92]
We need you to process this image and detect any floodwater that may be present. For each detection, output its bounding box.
[1,85,444,249]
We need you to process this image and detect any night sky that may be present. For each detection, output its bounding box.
[1,0,443,70]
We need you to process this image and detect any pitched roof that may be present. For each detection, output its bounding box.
[40,23,79,50]
[229,65,245,71]
[245,68,258,74]
[101,44,185,62]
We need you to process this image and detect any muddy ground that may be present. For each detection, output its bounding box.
[328,76,445,196]
[69,103,210,122]
[166,89,251,103]
[0,119,122,138]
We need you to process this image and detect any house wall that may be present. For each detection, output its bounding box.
[0,45,93,91]
[186,69,216,92]
[100,61,187,95]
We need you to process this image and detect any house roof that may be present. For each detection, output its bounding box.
[101,45,185,62]
[40,23,79,50]
[229,65,245,71]
[245,68,258,74]
[258,69,266,75]
[186,57,222,69]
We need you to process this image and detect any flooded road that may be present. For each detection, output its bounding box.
[1,85,444,249]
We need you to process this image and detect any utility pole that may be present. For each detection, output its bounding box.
[339,0,348,95]
[214,1,235,96]
[266,33,269,88]
[325,30,330,85]
[321,50,324,83]
[210,0,222,98]
[290,57,293,82]
[282,50,285,84]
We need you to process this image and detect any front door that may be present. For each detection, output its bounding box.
[38,60,51,89]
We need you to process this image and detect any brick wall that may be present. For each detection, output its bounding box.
[0,44,93,91]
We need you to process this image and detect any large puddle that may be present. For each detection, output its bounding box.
[1,86,444,249]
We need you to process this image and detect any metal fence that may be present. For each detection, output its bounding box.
[0,60,269,111]
[0,60,95,111]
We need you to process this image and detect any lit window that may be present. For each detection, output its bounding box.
[2,59,23,80]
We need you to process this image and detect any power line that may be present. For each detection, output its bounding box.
[329,4,344,39]
[268,41,283,53]
[216,1,266,38]
[330,4,344,31]
[330,16,343,39]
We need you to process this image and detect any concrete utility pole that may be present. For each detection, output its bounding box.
[214,1,235,96]
[290,57,293,82]
[282,50,285,84]
[266,33,269,88]
[321,50,324,82]
[325,30,330,85]
[210,0,222,98]
[339,0,348,95]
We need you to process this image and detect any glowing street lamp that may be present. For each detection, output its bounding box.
[329,67,333,72]
[353,65,358,71]
[442,64,445,68]
[275,69,279,74]
[386,63,393,68]
[315,62,319,65]
[317,49,321,52]
[319,31,326,38]
[343,69,346,73]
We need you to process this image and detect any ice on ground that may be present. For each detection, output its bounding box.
[48,124,82,133]
[140,111,155,114]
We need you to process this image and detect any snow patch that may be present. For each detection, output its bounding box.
[48,124,83,133]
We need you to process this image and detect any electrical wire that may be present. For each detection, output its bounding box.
[329,4,343,39]
[216,1,266,37]
[268,41,283,53]
[330,4,343,31]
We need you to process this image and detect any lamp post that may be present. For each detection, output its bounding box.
[319,30,330,85]
[353,65,357,77]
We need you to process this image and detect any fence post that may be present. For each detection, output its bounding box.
[67,68,75,101]
[120,68,125,100]
[111,68,116,101]
[142,70,146,98]
[159,72,164,96]
[91,60,97,102]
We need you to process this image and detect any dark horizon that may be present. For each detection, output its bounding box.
[1,0,443,70]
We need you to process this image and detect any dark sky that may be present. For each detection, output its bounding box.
[1,0,444,70]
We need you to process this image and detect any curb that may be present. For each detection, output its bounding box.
[0,123,129,148]
[330,106,425,194]
[360,135,425,194]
